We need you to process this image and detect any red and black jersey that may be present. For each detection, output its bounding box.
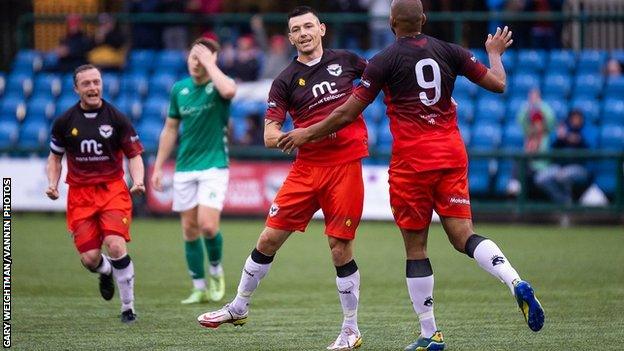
[266,49,369,166]
[50,100,144,186]
[354,34,488,171]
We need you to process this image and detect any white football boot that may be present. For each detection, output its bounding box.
[327,327,363,350]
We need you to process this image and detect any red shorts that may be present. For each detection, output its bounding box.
[389,158,472,230]
[266,159,364,240]
[66,178,132,253]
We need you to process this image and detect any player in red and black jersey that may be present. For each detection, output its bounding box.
[198,7,365,349]
[46,64,145,324]
[279,0,544,349]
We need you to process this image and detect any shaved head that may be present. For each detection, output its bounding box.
[390,0,425,35]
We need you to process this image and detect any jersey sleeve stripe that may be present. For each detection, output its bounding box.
[49,141,65,155]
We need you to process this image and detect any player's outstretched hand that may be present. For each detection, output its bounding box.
[277,128,313,154]
[45,186,59,200]
[130,182,146,196]
[485,26,513,56]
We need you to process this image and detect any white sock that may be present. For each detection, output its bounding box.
[95,254,112,275]
[111,254,135,312]
[209,263,223,277]
[336,270,360,332]
[230,255,272,314]
[192,279,207,290]
[406,275,437,338]
[473,239,521,294]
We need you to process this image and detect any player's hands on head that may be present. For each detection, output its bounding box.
[45,185,59,200]
[485,26,513,55]
[193,44,217,67]
[150,170,163,192]
[130,182,146,196]
[277,128,313,154]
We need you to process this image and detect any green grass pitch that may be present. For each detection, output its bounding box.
[12,214,624,350]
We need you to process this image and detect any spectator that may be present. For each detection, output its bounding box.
[88,13,127,70]
[524,0,564,49]
[160,0,189,50]
[604,58,623,77]
[127,0,162,49]
[217,41,237,78]
[533,110,590,205]
[362,0,394,49]
[238,113,264,146]
[232,35,262,82]
[517,88,556,196]
[251,15,291,80]
[50,14,93,72]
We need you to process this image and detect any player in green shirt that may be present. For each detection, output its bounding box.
[151,38,237,304]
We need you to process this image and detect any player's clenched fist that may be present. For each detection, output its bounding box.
[46,185,59,200]
[485,26,513,55]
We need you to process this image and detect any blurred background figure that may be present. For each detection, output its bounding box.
[238,113,264,146]
[160,0,189,50]
[88,13,127,70]
[127,0,162,49]
[364,0,394,49]
[251,15,291,80]
[604,58,622,77]
[232,35,261,82]
[517,88,556,199]
[533,110,591,205]
[49,14,92,72]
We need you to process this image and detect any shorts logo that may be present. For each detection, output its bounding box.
[449,197,470,205]
[122,217,128,225]
[99,124,113,139]
[71,128,79,137]
[298,78,306,86]
[326,63,342,77]
[345,218,352,227]
[269,203,279,217]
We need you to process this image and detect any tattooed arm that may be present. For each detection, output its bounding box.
[264,119,284,148]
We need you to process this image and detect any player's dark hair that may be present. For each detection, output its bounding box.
[73,64,100,86]
[191,37,221,53]
[287,6,319,22]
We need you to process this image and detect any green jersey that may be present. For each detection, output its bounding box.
[168,77,230,172]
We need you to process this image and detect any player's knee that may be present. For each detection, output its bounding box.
[329,240,352,266]
[80,252,101,271]
[257,233,280,255]
[105,240,127,259]
[199,222,218,237]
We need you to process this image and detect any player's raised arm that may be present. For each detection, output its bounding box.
[194,44,237,100]
[478,26,513,93]
[277,96,367,153]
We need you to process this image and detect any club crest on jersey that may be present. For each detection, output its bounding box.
[99,124,113,139]
[269,203,280,217]
[205,83,214,95]
[326,64,342,77]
